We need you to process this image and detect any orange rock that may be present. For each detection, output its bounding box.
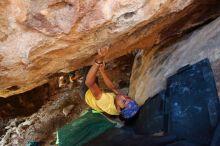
[0,0,220,97]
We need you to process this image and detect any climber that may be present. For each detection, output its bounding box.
[82,46,139,119]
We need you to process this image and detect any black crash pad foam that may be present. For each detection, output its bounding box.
[84,127,177,146]
[134,90,167,135]
[211,122,220,146]
[167,58,220,144]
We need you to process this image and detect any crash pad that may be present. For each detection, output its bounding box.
[211,122,220,146]
[57,110,116,146]
[167,58,220,144]
[84,127,177,146]
[134,90,167,135]
[134,58,220,145]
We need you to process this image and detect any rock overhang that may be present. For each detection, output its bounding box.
[0,0,220,97]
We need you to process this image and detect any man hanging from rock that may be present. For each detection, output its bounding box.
[80,46,140,119]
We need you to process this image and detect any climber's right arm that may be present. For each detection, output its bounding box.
[85,46,109,99]
[85,63,102,100]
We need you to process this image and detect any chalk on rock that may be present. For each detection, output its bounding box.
[22,120,32,126]
[63,105,74,116]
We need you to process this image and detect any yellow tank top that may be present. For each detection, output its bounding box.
[85,90,119,115]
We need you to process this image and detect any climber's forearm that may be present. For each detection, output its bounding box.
[85,63,100,87]
[99,68,118,93]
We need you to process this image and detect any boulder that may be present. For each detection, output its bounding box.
[129,17,220,105]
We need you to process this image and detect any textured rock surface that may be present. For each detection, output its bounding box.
[0,90,87,146]
[129,17,220,105]
[0,0,220,97]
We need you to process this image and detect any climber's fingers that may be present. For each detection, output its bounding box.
[99,62,105,70]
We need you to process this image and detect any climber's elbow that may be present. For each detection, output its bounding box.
[85,80,90,87]
[85,78,92,87]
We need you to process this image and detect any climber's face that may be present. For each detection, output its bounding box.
[115,94,131,109]
[115,95,140,119]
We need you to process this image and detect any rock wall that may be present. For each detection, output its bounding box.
[0,0,220,97]
[129,17,220,105]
